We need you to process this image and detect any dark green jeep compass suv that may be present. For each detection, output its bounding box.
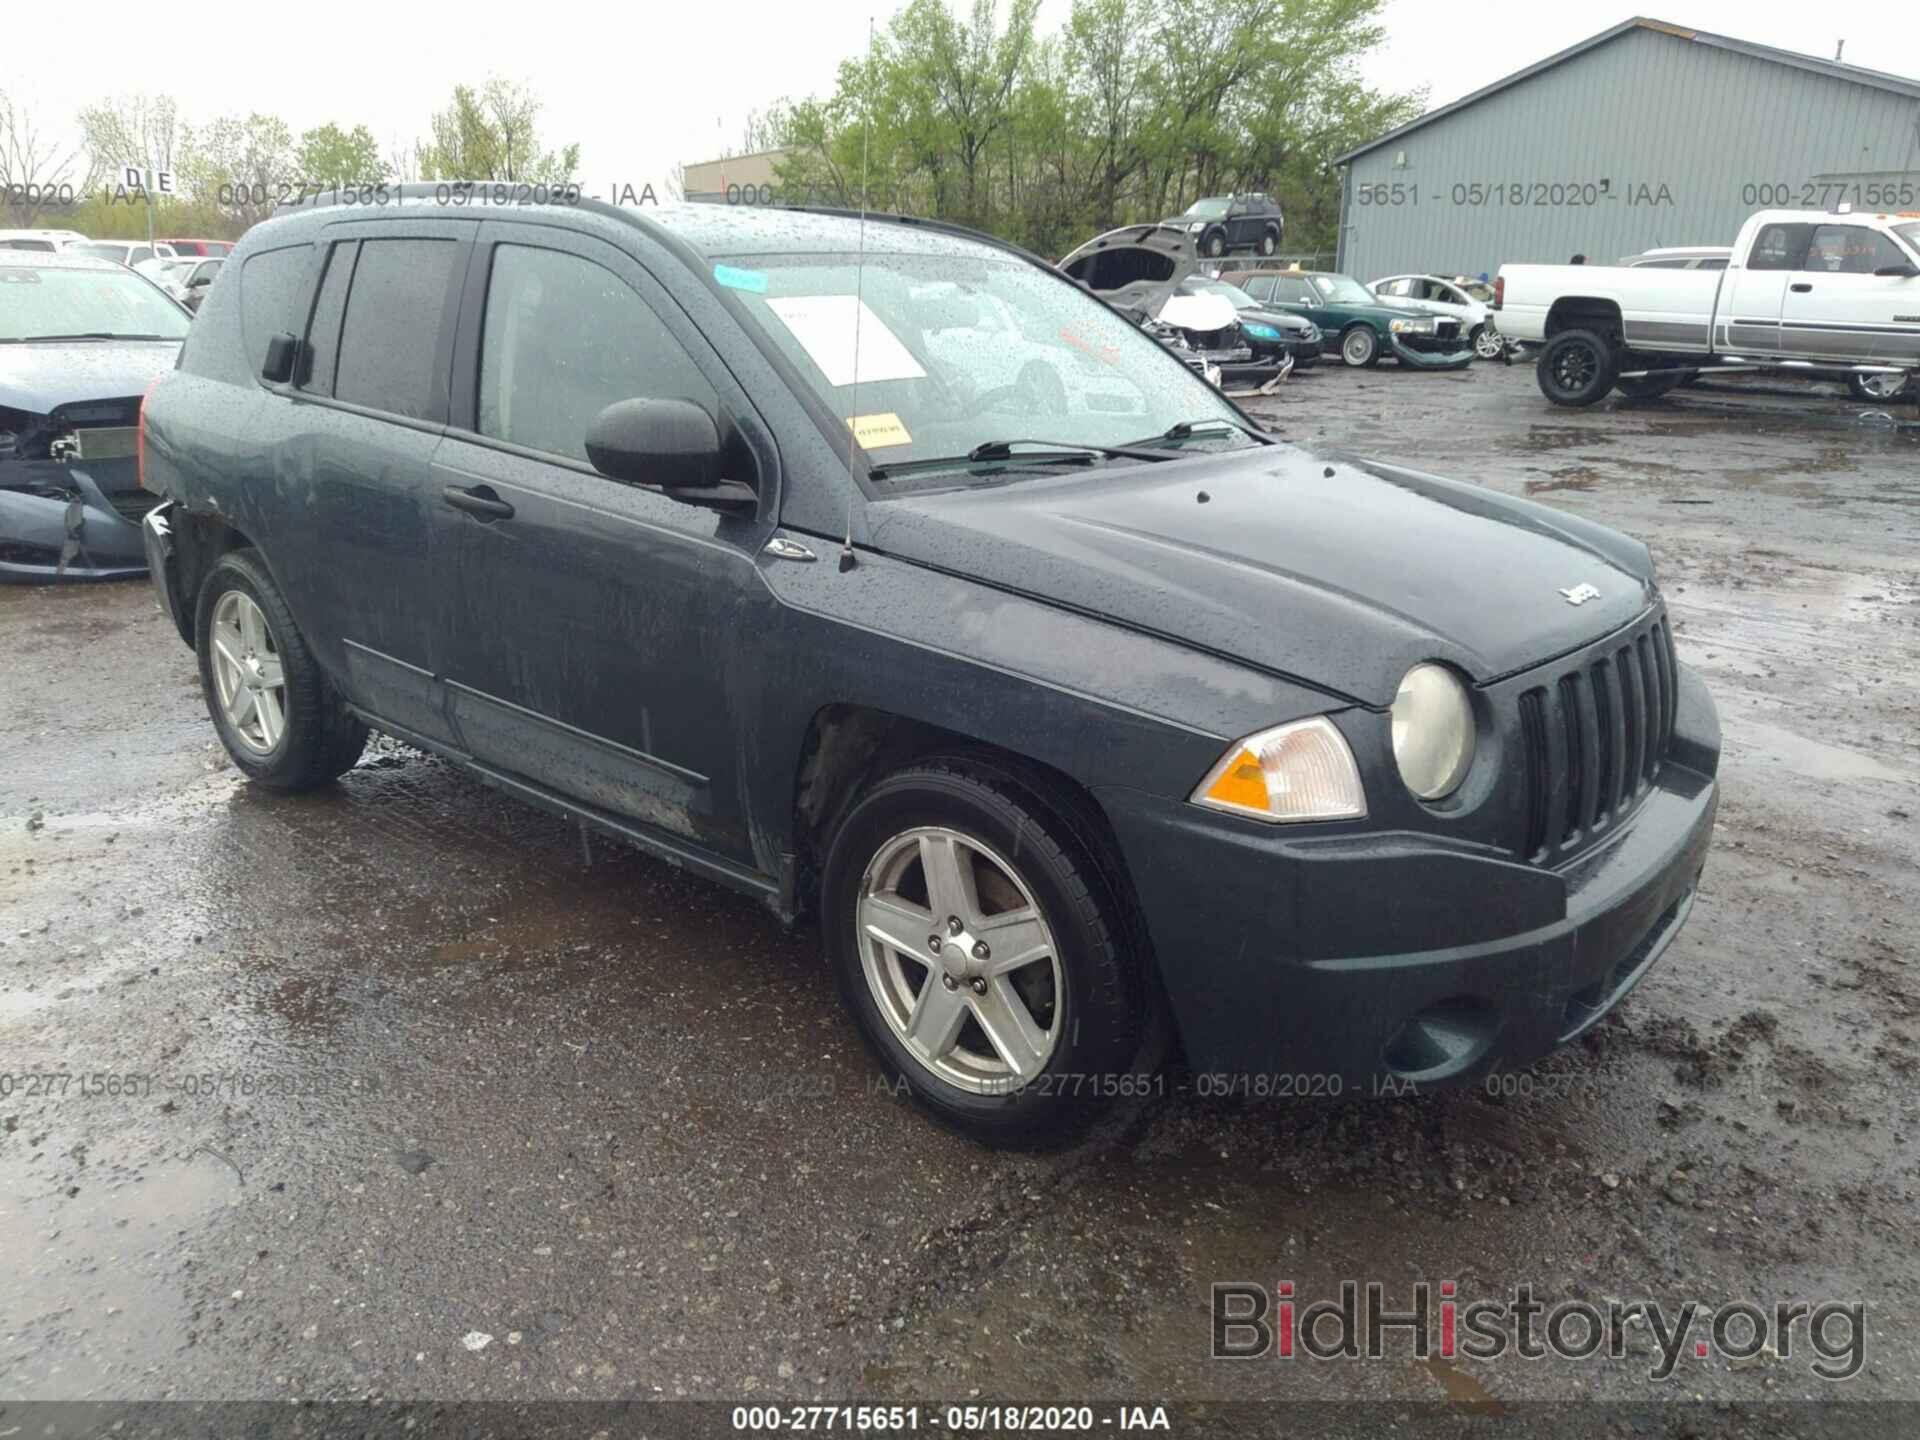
[140,188,1719,1145]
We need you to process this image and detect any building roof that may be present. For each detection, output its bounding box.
[1335,16,1920,166]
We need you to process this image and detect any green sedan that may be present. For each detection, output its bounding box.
[1220,269,1476,370]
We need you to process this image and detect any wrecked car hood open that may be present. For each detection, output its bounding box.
[864,446,1656,706]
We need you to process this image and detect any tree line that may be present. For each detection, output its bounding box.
[0,81,579,240]
[759,0,1423,260]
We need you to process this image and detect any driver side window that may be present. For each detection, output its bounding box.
[477,244,717,465]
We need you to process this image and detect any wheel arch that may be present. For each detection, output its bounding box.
[794,702,1175,1051]
[166,508,262,647]
[1544,296,1624,342]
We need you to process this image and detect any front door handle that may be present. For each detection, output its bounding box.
[442,484,515,521]
[1790,282,1813,293]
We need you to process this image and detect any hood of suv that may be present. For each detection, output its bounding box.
[865,445,1655,706]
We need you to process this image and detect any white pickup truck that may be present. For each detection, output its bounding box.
[1495,208,1920,406]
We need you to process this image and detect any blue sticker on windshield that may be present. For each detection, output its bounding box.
[713,264,767,294]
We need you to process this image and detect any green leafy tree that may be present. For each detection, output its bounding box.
[295,123,386,186]
[418,80,580,183]
[180,112,295,226]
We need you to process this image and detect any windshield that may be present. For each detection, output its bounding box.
[1181,198,1230,220]
[719,251,1252,481]
[1188,278,1258,308]
[1309,273,1377,305]
[0,263,190,341]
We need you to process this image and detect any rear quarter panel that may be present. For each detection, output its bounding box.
[1497,264,1721,352]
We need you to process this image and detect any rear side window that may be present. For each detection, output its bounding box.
[1806,226,1908,275]
[1747,223,1812,272]
[300,241,358,394]
[332,238,458,420]
[476,243,718,464]
[239,244,313,379]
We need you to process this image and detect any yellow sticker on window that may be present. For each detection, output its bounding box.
[847,412,912,448]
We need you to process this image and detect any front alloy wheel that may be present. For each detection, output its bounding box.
[857,827,1062,1091]
[1341,326,1379,367]
[823,757,1155,1146]
[1849,370,1911,403]
[1473,323,1504,360]
[1205,230,1226,258]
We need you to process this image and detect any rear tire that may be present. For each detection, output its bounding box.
[195,550,368,790]
[1536,328,1619,406]
[1259,227,1278,257]
[1848,370,1912,403]
[822,757,1152,1148]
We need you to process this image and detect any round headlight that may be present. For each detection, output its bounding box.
[1391,663,1475,800]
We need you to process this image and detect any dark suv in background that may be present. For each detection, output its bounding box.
[1165,194,1285,258]
[140,188,1718,1146]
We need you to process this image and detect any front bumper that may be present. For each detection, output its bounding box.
[1390,334,1476,369]
[1097,663,1720,1086]
[0,460,151,583]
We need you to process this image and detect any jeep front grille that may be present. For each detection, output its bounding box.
[1517,613,1678,862]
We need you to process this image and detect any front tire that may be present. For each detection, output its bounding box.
[1340,325,1380,368]
[1472,323,1504,361]
[1536,328,1619,406]
[1204,229,1227,259]
[195,550,368,789]
[822,758,1149,1147]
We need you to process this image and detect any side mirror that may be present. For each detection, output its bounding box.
[585,398,755,513]
[1874,263,1920,278]
[188,274,213,288]
[261,332,298,384]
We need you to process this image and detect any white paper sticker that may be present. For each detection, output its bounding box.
[765,295,927,388]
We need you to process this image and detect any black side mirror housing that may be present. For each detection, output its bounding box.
[261,332,298,384]
[585,398,756,513]
[1874,263,1920,278]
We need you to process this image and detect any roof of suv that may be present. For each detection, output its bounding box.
[258,187,1040,266]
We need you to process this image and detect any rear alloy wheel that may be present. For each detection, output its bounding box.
[1535,328,1619,406]
[1472,323,1504,360]
[1848,370,1912,403]
[195,550,368,789]
[1340,325,1380,368]
[824,758,1151,1146]
[1259,228,1278,257]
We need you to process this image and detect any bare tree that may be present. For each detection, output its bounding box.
[0,89,93,224]
[78,93,181,183]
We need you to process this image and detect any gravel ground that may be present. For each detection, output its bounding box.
[1,360,1915,1430]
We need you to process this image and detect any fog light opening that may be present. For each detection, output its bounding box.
[1382,997,1497,1082]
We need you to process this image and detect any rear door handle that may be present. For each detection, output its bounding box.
[441,484,515,521]
[1790,282,1813,293]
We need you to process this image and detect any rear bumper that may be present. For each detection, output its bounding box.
[142,501,195,645]
[1097,664,1720,1086]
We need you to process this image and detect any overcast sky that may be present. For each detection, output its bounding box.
[9,1,1920,195]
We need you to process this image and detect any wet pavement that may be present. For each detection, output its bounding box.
[2,362,1917,1417]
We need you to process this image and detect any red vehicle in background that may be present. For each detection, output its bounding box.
[159,238,235,257]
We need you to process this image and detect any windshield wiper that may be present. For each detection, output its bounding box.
[868,436,1171,481]
[9,332,178,343]
[1125,417,1276,448]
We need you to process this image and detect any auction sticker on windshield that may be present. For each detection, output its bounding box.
[765,295,927,387]
[847,412,912,448]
